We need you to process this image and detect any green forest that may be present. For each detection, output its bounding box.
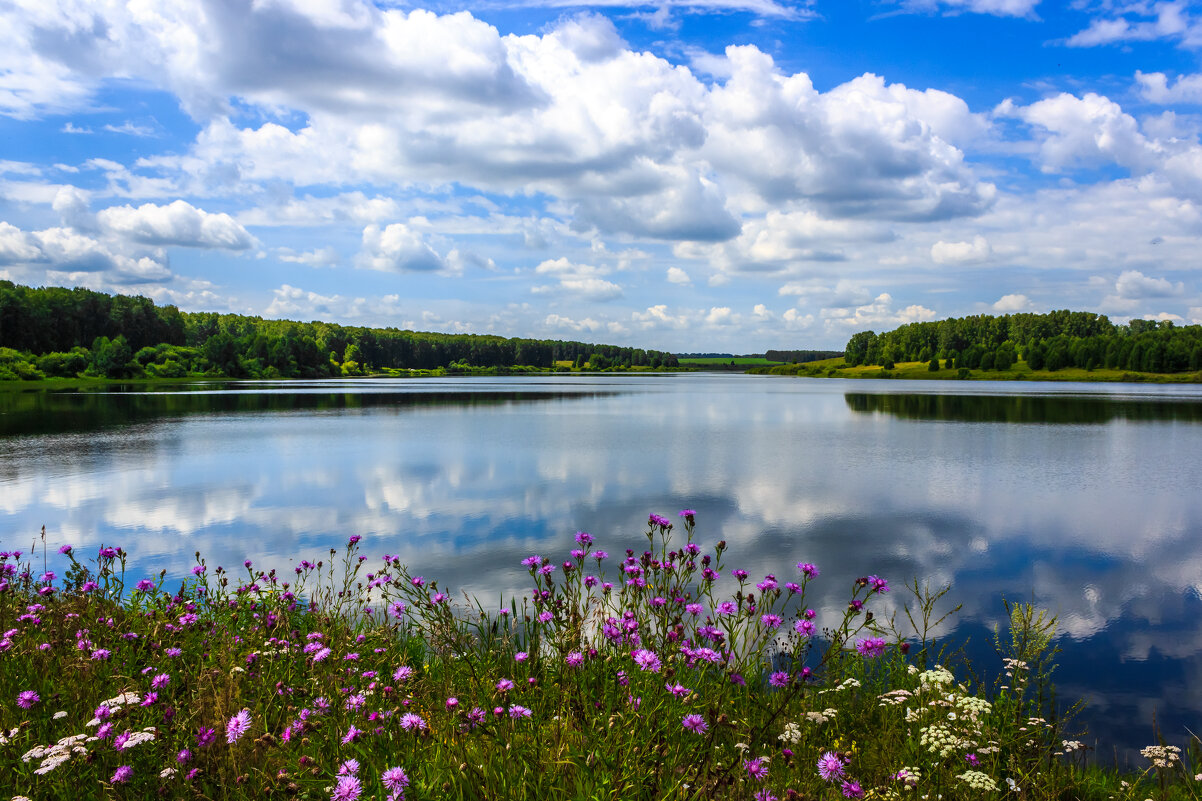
[843,309,1202,374]
[0,281,678,380]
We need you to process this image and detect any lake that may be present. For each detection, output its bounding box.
[2,372,1201,756]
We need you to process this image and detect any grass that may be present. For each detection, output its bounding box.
[751,359,1202,383]
[2,516,1201,800]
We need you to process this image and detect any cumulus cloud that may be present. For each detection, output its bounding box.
[97,200,256,249]
[278,246,340,268]
[1135,70,1202,104]
[931,234,990,264]
[992,293,1032,312]
[356,223,448,273]
[1003,93,1160,174]
[531,257,623,301]
[1114,269,1184,299]
[821,292,937,330]
[666,266,691,285]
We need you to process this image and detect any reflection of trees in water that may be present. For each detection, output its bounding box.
[845,392,1202,424]
[0,388,612,438]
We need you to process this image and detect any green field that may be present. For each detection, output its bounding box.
[750,358,1202,383]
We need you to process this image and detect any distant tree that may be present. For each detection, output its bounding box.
[928,357,939,372]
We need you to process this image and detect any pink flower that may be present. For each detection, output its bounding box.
[226,708,251,743]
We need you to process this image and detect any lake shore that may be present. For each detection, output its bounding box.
[748,358,1202,383]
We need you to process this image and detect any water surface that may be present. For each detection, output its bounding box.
[2,373,1200,756]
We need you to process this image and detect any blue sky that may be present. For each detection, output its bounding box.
[2,0,1202,351]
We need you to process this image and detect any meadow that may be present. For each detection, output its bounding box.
[2,514,1200,800]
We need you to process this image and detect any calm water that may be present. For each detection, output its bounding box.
[3,373,1201,755]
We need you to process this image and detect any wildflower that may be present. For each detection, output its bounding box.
[797,562,819,578]
[649,514,671,528]
[575,531,594,546]
[345,694,366,712]
[177,748,191,764]
[537,611,553,623]
[732,569,749,581]
[514,651,529,662]
[565,651,584,667]
[965,753,980,767]
[855,637,887,658]
[17,690,39,709]
[717,601,737,616]
[226,709,252,743]
[342,725,364,744]
[682,714,708,734]
[794,619,815,637]
[111,765,133,784]
[818,751,845,782]
[382,766,409,794]
[58,544,73,555]
[769,671,790,688]
[165,647,182,657]
[393,665,413,683]
[339,759,360,776]
[632,649,662,672]
[135,579,154,592]
[760,613,782,629]
[678,509,696,522]
[399,713,426,731]
[197,721,216,750]
[665,682,690,698]
[332,774,362,801]
[685,603,702,616]
[508,705,532,719]
[867,575,890,594]
[744,757,769,781]
[151,673,171,690]
[754,791,778,801]
[496,678,515,692]
[840,780,864,798]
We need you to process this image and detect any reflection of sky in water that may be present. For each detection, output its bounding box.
[3,374,1202,756]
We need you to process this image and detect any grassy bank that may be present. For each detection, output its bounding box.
[2,516,1200,800]
[751,358,1202,383]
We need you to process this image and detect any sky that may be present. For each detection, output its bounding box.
[2,1,1202,351]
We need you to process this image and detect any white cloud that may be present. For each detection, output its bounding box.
[1135,70,1202,104]
[532,258,623,301]
[1005,93,1160,174]
[931,234,990,264]
[97,200,256,249]
[821,292,937,330]
[356,223,448,273]
[1065,2,1197,48]
[705,306,735,325]
[890,0,1040,17]
[1114,269,1184,299]
[278,246,340,268]
[666,266,691,284]
[992,293,1032,312]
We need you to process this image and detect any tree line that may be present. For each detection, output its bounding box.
[764,349,844,364]
[843,310,1202,374]
[0,281,679,380]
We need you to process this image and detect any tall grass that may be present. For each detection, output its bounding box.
[2,513,1200,800]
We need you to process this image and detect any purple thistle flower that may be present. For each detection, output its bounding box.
[769,671,790,688]
[393,665,414,683]
[113,730,132,750]
[965,753,980,767]
[151,673,171,691]
[399,713,426,731]
[332,774,362,801]
[760,613,783,629]
[716,601,737,616]
[678,509,696,521]
[754,791,778,801]
[177,748,192,764]
[574,531,594,546]
[732,569,749,582]
[111,765,133,784]
[649,514,671,528]
[841,780,864,798]
[58,544,73,555]
[797,562,819,578]
[818,751,845,782]
[685,602,702,616]
[191,565,206,576]
[348,535,362,546]
[632,649,662,672]
[855,637,888,658]
[226,709,252,743]
[382,767,409,793]
[135,579,154,592]
[565,651,584,667]
[342,725,364,744]
[338,759,360,776]
[17,690,38,709]
[867,575,890,594]
[794,619,816,637]
[744,757,769,782]
[514,651,529,662]
[682,713,708,734]
[507,705,532,719]
[496,678,514,692]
